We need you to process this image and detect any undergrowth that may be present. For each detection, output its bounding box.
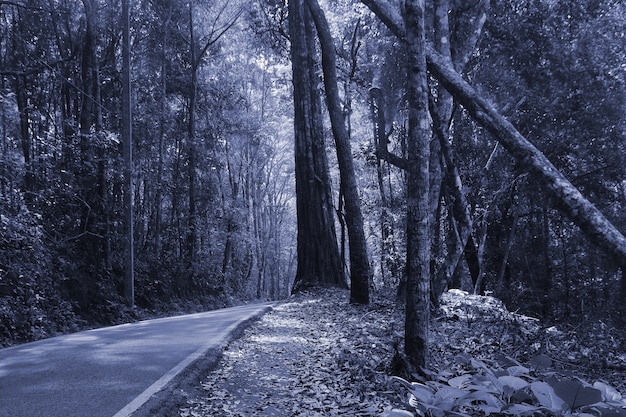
[180,287,625,416]
[389,289,626,417]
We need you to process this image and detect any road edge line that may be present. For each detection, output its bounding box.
[112,304,272,417]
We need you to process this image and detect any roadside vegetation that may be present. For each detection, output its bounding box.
[179,288,626,417]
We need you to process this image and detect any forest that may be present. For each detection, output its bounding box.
[0,0,625,369]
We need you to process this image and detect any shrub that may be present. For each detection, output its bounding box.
[385,354,626,417]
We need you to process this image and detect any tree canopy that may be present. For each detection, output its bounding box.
[0,0,625,357]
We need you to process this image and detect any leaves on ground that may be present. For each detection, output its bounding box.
[180,288,404,416]
[179,288,625,416]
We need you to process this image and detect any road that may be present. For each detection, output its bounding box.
[0,303,271,417]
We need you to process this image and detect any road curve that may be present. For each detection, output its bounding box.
[0,303,271,417]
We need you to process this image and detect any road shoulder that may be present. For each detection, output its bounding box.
[125,304,272,417]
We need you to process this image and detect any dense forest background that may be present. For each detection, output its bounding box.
[1,0,625,347]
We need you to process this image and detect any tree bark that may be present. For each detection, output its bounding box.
[370,87,403,286]
[122,0,134,307]
[186,2,198,264]
[403,0,431,370]
[361,0,626,272]
[306,0,371,304]
[289,0,346,292]
[429,95,475,299]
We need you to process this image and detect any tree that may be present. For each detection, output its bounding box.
[183,0,242,264]
[288,0,346,292]
[402,0,432,370]
[122,0,134,307]
[361,0,626,293]
[430,0,488,299]
[468,0,626,317]
[306,0,371,304]
[360,0,626,365]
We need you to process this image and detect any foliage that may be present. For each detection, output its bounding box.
[459,0,626,321]
[387,289,626,416]
[0,201,78,346]
[0,0,295,346]
[388,357,626,417]
[0,0,625,354]
[176,287,625,416]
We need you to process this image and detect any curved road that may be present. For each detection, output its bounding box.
[0,303,271,417]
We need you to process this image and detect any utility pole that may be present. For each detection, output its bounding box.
[122,0,134,307]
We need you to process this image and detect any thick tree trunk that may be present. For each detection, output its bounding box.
[403,0,431,370]
[306,0,371,304]
[361,0,626,272]
[289,0,346,292]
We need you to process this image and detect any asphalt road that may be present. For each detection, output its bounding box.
[0,303,271,417]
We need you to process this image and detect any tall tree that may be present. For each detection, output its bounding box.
[288,0,346,292]
[306,0,370,304]
[402,0,432,370]
[183,0,242,264]
[122,0,134,307]
[362,0,626,305]
[430,0,488,298]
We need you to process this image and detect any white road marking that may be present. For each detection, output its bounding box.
[112,306,270,417]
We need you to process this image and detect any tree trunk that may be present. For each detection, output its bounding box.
[155,7,171,256]
[14,75,33,197]
[430,95,475,299]
[361,0,626,273]
[403,0,431,370]
[186,2,198,264]
[122,0,134,307]
[306,0,371,304]
[289,0,346,292]
[370,88,402,286]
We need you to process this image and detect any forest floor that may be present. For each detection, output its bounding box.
[178,287,626,417]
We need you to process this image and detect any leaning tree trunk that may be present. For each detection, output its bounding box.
[289,0,346,292]
[361,0,626,275]
[425,47,626,270]
[306,0,371,304]
[431,0,487,301]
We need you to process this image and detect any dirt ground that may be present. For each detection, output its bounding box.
[177,287,626,417]
[179,288,403,416]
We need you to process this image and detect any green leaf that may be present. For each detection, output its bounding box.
[531,380,566,411]
[498,375,529,391]
[385,409,415,417]
[553,379,603,410]
[530,354,552,369]
[435,386,469,404]
[448,374,471,388]
[506,365,530,376]
[500,403,541,415]
[593,381,624,404]
[409,382,436,402]
[464,390,503,410]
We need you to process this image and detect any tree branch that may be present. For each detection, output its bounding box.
[0,57,72,77]
[375,148,409,171]
[360,0,626,266]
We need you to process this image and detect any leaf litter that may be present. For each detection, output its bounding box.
[179,287,625,416]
